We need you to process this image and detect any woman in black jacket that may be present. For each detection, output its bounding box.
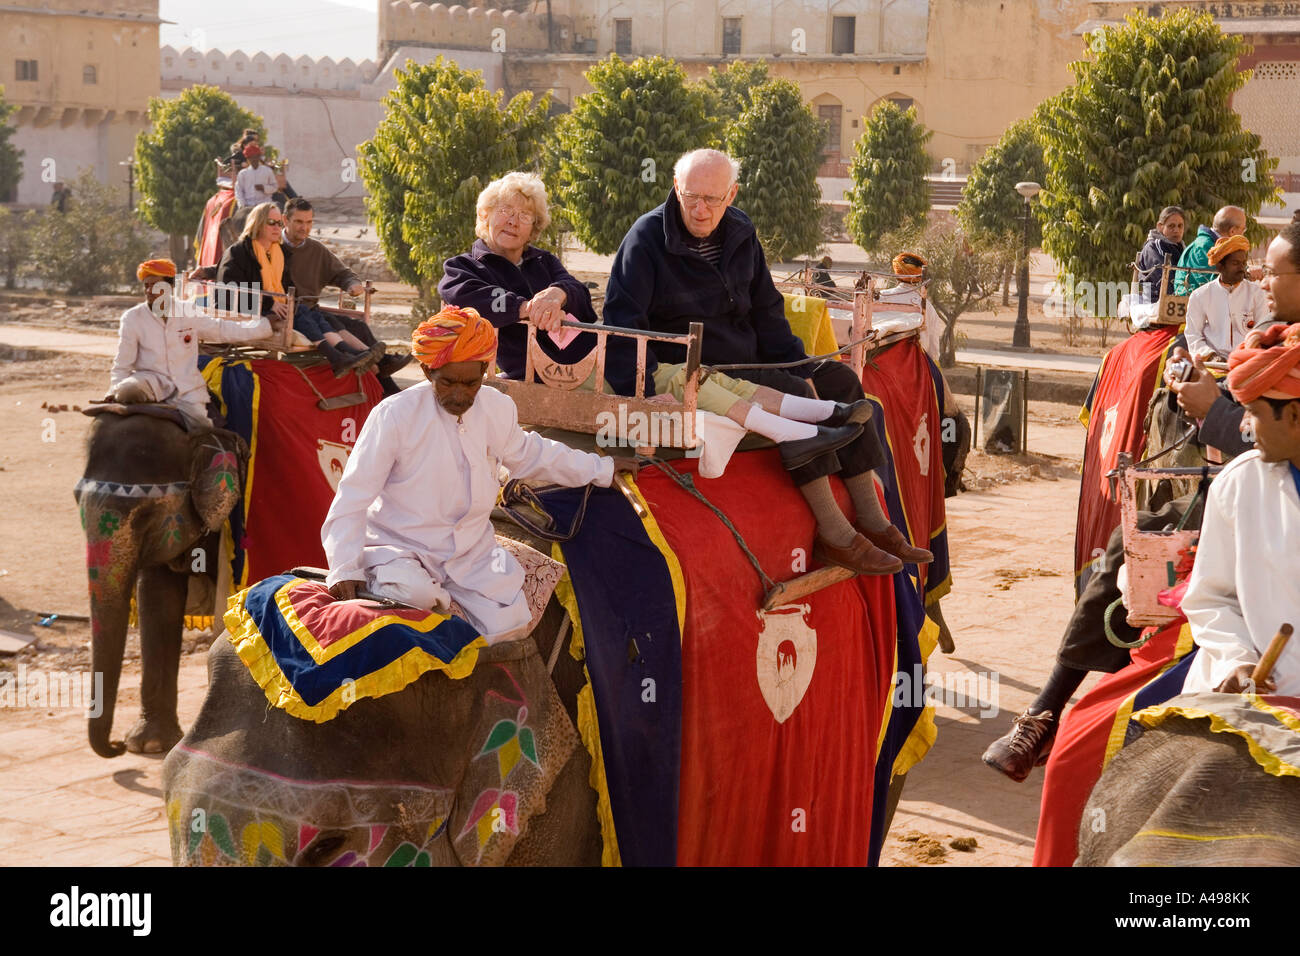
[216,202,367,375]
[1135,205,1186,302]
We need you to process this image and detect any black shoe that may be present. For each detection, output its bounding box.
[318,341,368,378]
[377,352,413,377]
[778,423,862,471]
[823,400,873,428]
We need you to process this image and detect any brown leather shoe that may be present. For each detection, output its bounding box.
[981,709,1057,783]
[859,523,933,564]
[813,533,903,576]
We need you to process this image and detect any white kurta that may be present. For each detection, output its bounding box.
[1182,451,1300,694]
[321,382,615,642]
[877,283,942,361]
[110,301,270,416]
[235,163,278,208]
[1183,279,1271,360]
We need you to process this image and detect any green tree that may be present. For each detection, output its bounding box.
[34,169,153,295]
[553,55,721,255]
[0,85,22,201]
[726,78,824,263]
[0,207,38,288]
[358,57,550,311]
[703,59,770,129]
[135,85,266,269]
[958,119,1046,247]
[1035,9,1278,301]
[845,101,932,253]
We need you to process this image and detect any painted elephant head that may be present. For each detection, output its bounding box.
[77,413,248,757]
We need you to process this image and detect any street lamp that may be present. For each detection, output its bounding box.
[1013,180,1041,349]
[119,157,136,211]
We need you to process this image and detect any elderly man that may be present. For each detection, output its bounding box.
[603,148,930,577]
[281,197,409,391]
[108,258,272,429]
[235,143,278,209]
[321,306,636,642]
[1183,234,1270,360]
[1175,205,1246,297]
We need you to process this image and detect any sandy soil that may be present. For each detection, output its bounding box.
[0,310,1092,866]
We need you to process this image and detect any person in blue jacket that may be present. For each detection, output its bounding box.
[1135,205,1186,302]
[603,148,933,578]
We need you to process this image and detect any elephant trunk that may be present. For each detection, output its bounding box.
[81,498,140,758]
[88,590,131,758]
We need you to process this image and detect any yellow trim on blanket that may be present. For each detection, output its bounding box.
[1132,700,1300,780]
[892,614,940,777]
[1249,696,1300,735]
[239,362,263,588]
[1101,623,1195,768]
[549,560,621,866]
[222,580,486,723]
[622,473,687,636]
[266,577,458,665]
[924,572,953,604]
[1079,350,1109,428]
[1131,828,1300,848]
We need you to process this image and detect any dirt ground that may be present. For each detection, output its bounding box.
[0,306,1092,867]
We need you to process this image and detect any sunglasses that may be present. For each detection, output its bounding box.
[267,219,284,227]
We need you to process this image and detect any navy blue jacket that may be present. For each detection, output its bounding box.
[603,190,814,380]
[1136,228,1184,302]
[439,240,642,396]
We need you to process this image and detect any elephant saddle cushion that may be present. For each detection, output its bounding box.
[224,537,565,723]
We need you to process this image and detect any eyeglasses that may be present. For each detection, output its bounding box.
[679,190,729,209]
[1261,267,1299,279]
[496,205,536,225]
[267,219,284,227]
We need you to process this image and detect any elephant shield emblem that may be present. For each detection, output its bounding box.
[913,412,930,476]
[755,603,817,724]
[317,440,351,492]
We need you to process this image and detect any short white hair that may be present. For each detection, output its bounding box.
[674,149,740,186]
[475,171,551,242]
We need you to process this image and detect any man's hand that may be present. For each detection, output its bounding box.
[1248,264,1264,282]
[646,393,676,404]
[608,456,640,478]
[1167,349,1220,419]
[347,282,365,297]
[271,300,291,322]
[329,580,361,602]
[1215,664,1274,694]
[524,286,567,332]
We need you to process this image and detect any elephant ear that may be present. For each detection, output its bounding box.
[188,428,250,532]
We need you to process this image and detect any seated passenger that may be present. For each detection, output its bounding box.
[1174,205,1246,297]
[216,202,369,376]
[1183,235,1270,361]
[108,258,272,429]
[1182,319,1300,694]
[281,197,403,390]
[321,306,637,642]
[604,148,934,576]
[1136,205,1186,303]
[439,172,871,518]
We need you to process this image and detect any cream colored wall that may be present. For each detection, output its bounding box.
[2,7,159,203]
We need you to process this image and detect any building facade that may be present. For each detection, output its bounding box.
[1,0,161,203]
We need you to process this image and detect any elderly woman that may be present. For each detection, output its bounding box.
[1136,205,1186,302]
[216,201,368,376]
[438,171,624,389]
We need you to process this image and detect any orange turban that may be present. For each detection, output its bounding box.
[412,305,497,370]
[1227,322,1300,403]
[893,252,927,283]
[136,258,176,281]
[1207,234,1250,266]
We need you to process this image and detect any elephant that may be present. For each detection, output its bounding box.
[161,565,603,867]
[1076,693,1300,866]
[76,411,246,758]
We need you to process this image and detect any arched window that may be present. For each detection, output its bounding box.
[82,64,97,85]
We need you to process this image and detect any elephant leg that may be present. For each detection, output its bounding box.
[127,564,188,754]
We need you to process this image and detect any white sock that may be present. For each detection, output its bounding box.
[779,394,838,423]
[743,405,818,443]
